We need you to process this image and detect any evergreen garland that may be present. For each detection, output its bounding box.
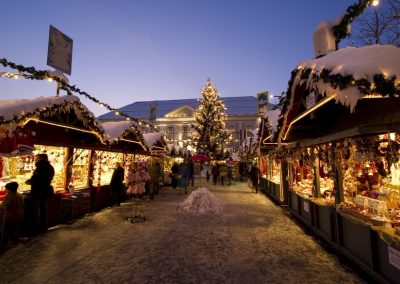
[332,0,372,46]
[0,58,156,131]
[275,63,400,143]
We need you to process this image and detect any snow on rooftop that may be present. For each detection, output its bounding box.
[296,44,400,111]
[101,121,136,140]
[266,109,281,131]
[0,95,80,122]
[143,133,162,148]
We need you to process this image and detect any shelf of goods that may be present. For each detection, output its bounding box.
[261,158,286,204]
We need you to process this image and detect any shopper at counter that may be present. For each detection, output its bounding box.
[1,182,24,248]
[110,162,125,207]
[25,153,55,233]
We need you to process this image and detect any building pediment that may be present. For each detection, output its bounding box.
[164,105,195,118]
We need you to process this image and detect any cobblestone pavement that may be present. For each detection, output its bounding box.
[0,181,370,284]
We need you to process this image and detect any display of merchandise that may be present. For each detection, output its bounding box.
[265,158,281,184]
[0,145,67,193]
[92,151,124,186]
[70,149,91,189]
[338,134,400,228]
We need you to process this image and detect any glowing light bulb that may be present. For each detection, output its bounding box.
[371,0,379,6]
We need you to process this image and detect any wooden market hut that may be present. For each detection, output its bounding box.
[0,95,105,231]
[275,44,400,284]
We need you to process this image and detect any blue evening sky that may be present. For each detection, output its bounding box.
[1,0,357,116]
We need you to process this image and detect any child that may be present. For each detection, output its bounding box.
[2,182,25,248]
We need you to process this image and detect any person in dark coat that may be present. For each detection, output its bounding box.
[250,163,260,193]
[25,153,54,233]
[178,162,189,194]
[187,160,194,187]
[211,164,220,185]
[171,162,179,190]
[110,162,125,206]
[2,182,24,248]
[148,162,161,199]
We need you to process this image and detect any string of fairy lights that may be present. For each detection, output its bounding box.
[0,58,157,131]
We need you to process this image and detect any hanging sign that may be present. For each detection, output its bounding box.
[47,25,73,75]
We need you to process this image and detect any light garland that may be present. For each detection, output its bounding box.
[0,58,157,131]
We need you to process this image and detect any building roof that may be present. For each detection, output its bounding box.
[98,96,273,120]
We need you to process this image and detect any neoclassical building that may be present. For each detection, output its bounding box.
[98,96,268,152]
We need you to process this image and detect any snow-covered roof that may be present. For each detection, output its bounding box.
[0,95,79,121]
[265,109,281,132]
[276,44,400,144]
[0,95,104,134]
[295,44,400,111]
[101,121,136,140]
[143,133,163,148]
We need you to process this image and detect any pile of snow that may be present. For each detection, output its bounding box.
[177,187,224,215]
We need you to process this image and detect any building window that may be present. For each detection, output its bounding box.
[168,126,173,134]
[183,126,188,133]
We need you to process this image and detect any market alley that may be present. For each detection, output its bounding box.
[0,181,369,284]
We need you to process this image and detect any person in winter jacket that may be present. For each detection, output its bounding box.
[2,182,24,247]
[110,162,125,206]
[25,153,54,233]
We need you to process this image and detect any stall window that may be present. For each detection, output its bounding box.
[70,149,91,189]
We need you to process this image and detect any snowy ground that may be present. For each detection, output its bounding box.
[0,181,370,284]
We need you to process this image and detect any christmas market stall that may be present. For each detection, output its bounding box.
[143,132,167,184]
[94,121,149,210]
[258,109,288,204]
[276,44,400,283]
[0,95,105,230]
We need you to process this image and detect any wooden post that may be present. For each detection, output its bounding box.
[313,148,321,198]
[65,147,74,192]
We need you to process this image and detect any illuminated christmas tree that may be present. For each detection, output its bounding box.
[191,79,231,159]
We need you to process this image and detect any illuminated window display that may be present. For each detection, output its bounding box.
[0,145,67,193]
[92,151,124,186]
[70,149,91,189]
[338,134,400,228]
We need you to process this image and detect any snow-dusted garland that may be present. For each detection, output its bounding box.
[332,0,373,46]
[274,64,400,143]
[0,100,105,136]
[0,58,157,131]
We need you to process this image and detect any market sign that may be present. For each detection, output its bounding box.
[47,25,73,75]
[257,91,269,115]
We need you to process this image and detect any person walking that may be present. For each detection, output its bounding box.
[178,162,189,194]
[110,162,124,206]
[250,163,260,193]
[219,163,228,186]
[211,164,219,186]
[25,153,54,234]
[170,162,179,190]
[187,160,194,187]
[147,161,161,200]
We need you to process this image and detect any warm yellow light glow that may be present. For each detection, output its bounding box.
[119,138,147,151]
[47,77,53,82]
[115,111,120,115]
[23,117,106,144]
[371,0,379,6]
[282,94,336,141]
